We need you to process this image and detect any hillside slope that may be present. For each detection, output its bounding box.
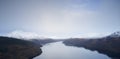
[63,32,120,59]
[0,36,42,59]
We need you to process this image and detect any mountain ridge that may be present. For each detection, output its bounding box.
[63,31,120,59]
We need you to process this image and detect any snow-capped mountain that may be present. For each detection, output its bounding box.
[108,31,120,38]
[6,30,46,40]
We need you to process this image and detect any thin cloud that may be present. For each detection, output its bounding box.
[6,30,44,39]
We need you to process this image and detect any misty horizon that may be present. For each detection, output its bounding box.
[0,30,119,39]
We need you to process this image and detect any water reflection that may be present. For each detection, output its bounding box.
[34,42,110,59]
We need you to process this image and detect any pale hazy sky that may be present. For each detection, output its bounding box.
[0,0,120,38]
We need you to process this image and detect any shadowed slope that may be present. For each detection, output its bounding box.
[63,32,120,59]
[0,36,42,59]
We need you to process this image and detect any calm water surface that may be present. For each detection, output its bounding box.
[34,42,111,59]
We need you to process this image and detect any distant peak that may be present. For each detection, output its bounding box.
[109,31,120,37]
[6,30,46,40]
